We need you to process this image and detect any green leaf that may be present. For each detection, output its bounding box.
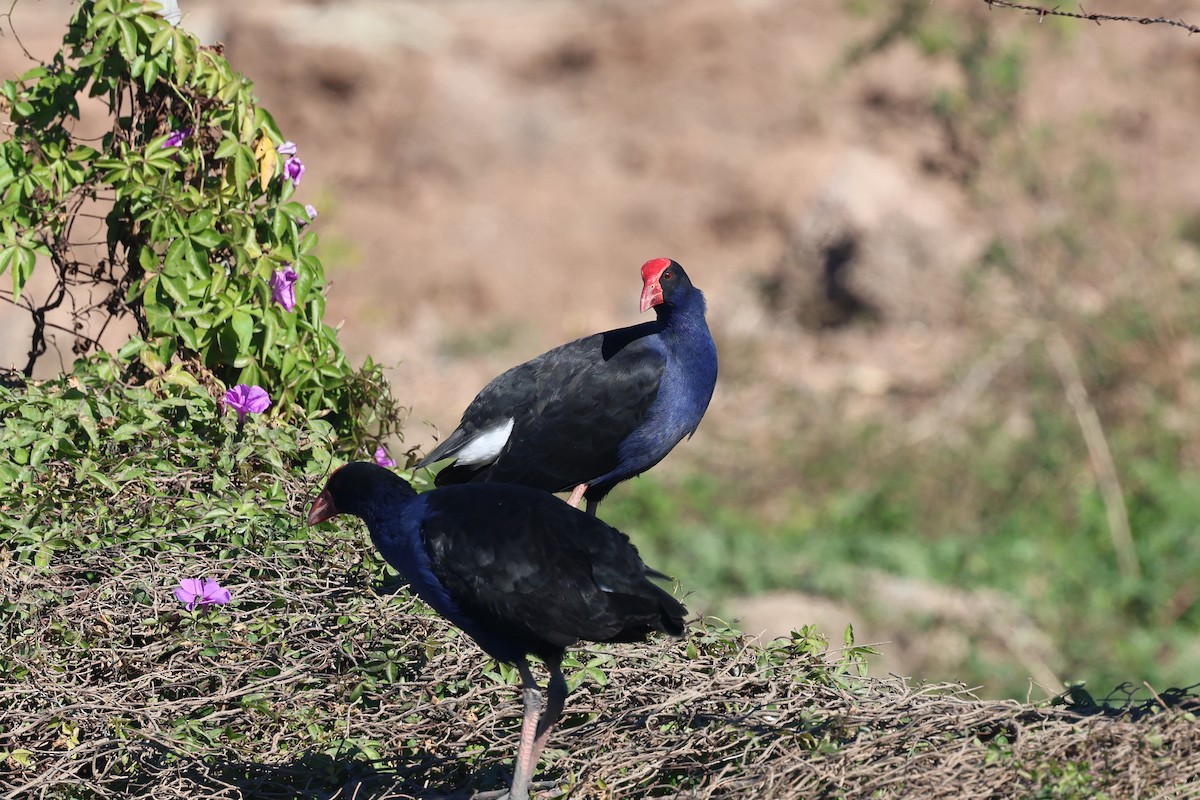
[233,146,254,194]
[134,12,162,37]
[187,209,214,235]
[95,157,132,184]
[144,302,171,332]
[116,18,138,61]
[142,58,161,91]
[145,137,181,165]
[91,472,120,494]
[298,230,318,255]
[77,401,100,447]
[164,237,203,278]
[214,135,240,160]
[254,108,284,143]
[218,77,242,103]
[138,245,159,273]
[10,246,35,302]
[230,309,253,354]
[261,314,277,353]
[116,338,146,361]
[29,437,54,468]
[173,35,191,84]
[139,274,159,305]
[185,242,206,276]
[174,318,199,350]
[67,146,99,162]
[17,66,48,82]
[160,273,189,305]
[0,246,15,278]
[190,228,223,249]
[149,24,174,55]
[262,446,284,471]
[184,277,210,299]
[280,349,298,378]
[209,263,227,295]
[164,238,190,276]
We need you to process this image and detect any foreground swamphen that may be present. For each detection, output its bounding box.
[307,462,688,800]
[417,258,718,515]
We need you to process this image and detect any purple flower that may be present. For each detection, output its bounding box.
[270,265,299,312]
[374,446,396,468]
[174,577,232,611]
[275,142,305,187]
[223,384,271,425]
[304,204,318,221]
[283,156,305,188]
[162,127,192,148]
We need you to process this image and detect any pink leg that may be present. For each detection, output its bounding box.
[529,660,568,768]
[509,660,543,800]
[566,484,587,509]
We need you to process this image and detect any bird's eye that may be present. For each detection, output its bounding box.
[663,270,673,280]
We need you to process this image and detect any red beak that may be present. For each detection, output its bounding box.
[307,489,338,526]
[639,280,663,313]
[639,257,670,312]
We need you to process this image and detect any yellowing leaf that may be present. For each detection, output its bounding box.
[162,365,199,387]
[140,348,166,375]
[254,133,277,191]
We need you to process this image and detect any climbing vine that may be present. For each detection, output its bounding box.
[0,0,402,453]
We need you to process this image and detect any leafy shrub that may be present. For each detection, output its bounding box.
[0,0,401,454]
[0,362,885,797]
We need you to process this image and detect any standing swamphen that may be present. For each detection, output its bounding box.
[307,462,688,800]
[417,258,718,515]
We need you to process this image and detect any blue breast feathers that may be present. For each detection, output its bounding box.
[612,289,717,482]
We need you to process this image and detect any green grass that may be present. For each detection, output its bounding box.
[602,305,1200,698]
[597,2,1200,703]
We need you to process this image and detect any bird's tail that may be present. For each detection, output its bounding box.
[603,584,688,642]
[652,585,688,638]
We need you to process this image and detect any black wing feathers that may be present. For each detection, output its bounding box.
[419,328,667,493]
[418,359,542,467]
[419,484,684,653]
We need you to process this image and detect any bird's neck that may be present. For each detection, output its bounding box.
[656,288,705,327]
[358,493,423,553]
[655,289,713,353]
[653,287,717,409]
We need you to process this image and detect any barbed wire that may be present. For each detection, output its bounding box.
[981,0,1200,34]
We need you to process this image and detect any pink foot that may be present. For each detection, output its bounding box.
[566,484,587,508]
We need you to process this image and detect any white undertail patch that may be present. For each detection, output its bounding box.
[454,418,515,466]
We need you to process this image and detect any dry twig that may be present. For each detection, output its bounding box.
[3,521,1196,799]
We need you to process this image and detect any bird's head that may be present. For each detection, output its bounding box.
[307,461,416,525]
[639,258,695,313]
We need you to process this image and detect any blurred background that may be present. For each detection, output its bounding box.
[5,0,1200,700]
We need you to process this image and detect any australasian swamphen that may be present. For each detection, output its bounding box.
[417,258,718,515]
[307,462,688,800]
